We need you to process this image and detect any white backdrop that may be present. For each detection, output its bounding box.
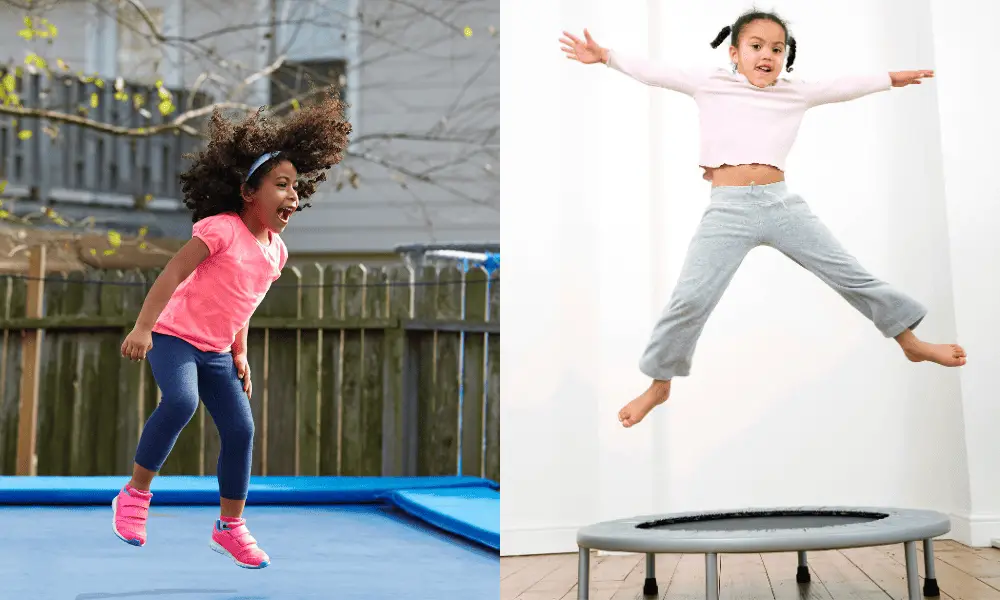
[501,0,999,556]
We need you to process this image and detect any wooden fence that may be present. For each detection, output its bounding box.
[0,249,500,482]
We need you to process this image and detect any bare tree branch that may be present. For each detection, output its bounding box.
[0,102,219,137]
[351,150,497,210]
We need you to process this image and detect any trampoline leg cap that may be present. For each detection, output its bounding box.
[923,578,939,597]
[796,566,811,584]
[642,578,658,596]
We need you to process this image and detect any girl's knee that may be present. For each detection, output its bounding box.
[221,415,255,446]
[158,392,200,421]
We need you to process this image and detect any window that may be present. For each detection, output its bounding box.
[269,59,347,110]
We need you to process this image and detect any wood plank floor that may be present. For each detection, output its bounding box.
[502,540,1000,600]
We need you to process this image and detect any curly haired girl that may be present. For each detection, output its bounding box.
[112,93,351,569]
[560,9,966,429]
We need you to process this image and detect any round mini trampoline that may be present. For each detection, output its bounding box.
[576,506,951,600]
[0,474,499,600]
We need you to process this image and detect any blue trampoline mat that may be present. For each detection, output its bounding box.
[0,475,499,600]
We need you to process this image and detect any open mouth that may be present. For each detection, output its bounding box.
[756,65,773,73]
[277,206,295,224]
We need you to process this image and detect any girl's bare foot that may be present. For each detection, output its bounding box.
[896,330,967,367]
[619,379,671,427]
[903,341,967,366]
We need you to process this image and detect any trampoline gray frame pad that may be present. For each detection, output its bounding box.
[576,506,951,554]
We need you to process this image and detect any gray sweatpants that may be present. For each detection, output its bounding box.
[639,181,927,381]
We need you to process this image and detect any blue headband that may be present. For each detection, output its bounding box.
[246,151,280,182]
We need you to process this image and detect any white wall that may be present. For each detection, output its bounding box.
[927,0,1000,545]
[502,0,991,556]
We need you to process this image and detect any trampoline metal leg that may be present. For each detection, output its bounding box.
[578,547,590,600]
[923,538,940,597]
[905,541,920,600]
[796,550,811,584]
[706,553,720,600]
[643,553,658,596]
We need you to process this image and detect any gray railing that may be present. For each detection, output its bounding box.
[0,67,211,206]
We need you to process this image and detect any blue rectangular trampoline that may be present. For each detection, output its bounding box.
[0,475,499,600]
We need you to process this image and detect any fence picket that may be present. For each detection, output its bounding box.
[298,264,324,476]
[429,265,464,476]
[462,267,488,478]
[340,264,367,475]
[320,265,345,475]
[485,270,500,482]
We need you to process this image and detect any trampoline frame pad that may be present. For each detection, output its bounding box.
[577,506,951,554]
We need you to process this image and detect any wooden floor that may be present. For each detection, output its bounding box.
[502,540,1000,600]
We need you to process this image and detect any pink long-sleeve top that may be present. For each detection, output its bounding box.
[606,50,893,172]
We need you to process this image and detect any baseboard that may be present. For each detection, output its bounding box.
[501,525,580,556]
[950,511,1000,547]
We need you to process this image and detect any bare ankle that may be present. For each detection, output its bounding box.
[129,463,156,492]
[895,329,920,351]
[649,379,671,398]
[220,497,246,519]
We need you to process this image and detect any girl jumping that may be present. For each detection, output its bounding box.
[113,94,352,568]
[559,9,966,428]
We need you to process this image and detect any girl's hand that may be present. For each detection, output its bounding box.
[121,327,153,361]
[233,351,252,398]
[560,29,608,64]
[890,70,934,87]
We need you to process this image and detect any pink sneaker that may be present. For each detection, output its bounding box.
[209,516,271,569]
[111,484,152,546]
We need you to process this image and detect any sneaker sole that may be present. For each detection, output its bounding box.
[209,539,270,569]
[111,495,145,547]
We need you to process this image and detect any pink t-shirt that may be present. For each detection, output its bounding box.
[153,212,288,353]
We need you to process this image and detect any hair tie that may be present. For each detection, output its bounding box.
[245,151,280,182]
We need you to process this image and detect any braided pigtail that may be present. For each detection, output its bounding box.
[710,25,732,48]
[786,37,797,72]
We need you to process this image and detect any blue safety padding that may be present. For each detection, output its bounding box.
[0,475,491,504]
[385,486,500,550]
[0,475,500,551]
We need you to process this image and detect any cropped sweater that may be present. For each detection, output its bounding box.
[606,50,893,171]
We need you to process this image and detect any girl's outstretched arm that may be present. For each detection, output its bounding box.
[799,70,933,108]
[560,28,706,97]
[120,238,210,360]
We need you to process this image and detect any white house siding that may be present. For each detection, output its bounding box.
[0,0,499,253]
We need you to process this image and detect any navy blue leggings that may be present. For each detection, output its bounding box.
[134,332,254,500]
